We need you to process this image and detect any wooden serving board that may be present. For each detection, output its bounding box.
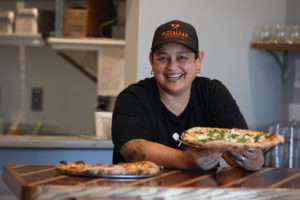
[3,164,300,200]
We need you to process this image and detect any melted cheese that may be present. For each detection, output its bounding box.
[196,134,209,140]
[195,128,267,143]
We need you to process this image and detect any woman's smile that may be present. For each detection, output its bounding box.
[166,73,184,80]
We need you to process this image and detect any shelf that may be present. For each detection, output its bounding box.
[0,33,44,46]
[47,37,126,51]
[251,42,300,82]
[0,135,113,149]
[0,34,126,50]
[251,42,300,51]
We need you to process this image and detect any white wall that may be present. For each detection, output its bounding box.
[286,0,300,25]
[284,0,300,121]
[0,46,97,134]
[129,0,289,130]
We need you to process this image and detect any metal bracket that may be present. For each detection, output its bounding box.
[265,50,289,82]
[56,51,97,83]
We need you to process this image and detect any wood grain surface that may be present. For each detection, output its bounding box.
[251,42,300,50]
[3,164,300,200]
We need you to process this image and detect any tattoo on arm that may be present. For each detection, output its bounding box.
[120,139,146,162]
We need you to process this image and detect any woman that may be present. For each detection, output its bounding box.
[112,20,264,171]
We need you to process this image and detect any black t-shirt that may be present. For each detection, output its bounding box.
[112,77,248,163]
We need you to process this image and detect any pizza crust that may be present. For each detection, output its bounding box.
[55,161,163,177]
[181,127,284,150]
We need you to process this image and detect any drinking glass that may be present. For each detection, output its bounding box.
[273,25,288,44]
[293,121,300,167]
[265,122,285,167]
[259,25,273,43]
[266,121,300,168]
[289,25,300,44]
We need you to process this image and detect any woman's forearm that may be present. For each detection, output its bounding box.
[119,139,221,171]
[120,139,185,169]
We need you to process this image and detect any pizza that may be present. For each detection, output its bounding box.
[55,160,163,177]
[181,127,284,149]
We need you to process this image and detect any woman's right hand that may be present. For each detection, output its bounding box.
[181,148,222,171]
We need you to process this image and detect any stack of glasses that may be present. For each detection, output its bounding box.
[265,121,300,168]
[255,25,300,44]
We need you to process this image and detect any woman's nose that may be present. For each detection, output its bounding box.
[166,58,178,69]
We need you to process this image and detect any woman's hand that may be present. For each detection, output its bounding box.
[182,148,222,171]
[224,149,264,171]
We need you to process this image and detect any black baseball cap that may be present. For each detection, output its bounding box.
[151,20,199,54]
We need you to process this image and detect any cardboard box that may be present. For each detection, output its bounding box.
[64,8,88,37]
[64,0,117,38]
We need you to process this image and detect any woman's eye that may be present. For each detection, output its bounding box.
[178,56,187,61]
[158,57,169,61]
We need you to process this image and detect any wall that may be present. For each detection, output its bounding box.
[286,0,300,25]
[284,0,300,122]
[128,0,291,131]
[124,0,139,86]
[0,0,99,135]
[0,45,97,135]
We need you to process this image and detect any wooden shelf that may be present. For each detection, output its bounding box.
[251,42,300,82]
[251,42,300,51]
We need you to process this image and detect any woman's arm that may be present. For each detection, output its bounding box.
[120,139,222,171]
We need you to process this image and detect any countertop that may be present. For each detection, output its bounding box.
[3,164,300,200]
[0,135,113,149]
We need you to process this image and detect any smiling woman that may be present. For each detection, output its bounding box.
[150,43,204,115]
[111,20,263,172]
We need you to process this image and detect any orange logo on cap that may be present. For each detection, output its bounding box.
[171,24,180,30]
[161,23,188,39]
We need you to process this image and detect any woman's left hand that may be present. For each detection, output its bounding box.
[224,149,264,171]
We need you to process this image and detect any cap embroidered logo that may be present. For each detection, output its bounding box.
[161,24,188,39]
[171,24,180,30]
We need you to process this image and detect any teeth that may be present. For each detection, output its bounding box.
[167,74,182,79]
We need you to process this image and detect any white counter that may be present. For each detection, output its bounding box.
[0,135,113,149]
[0,135,114,196]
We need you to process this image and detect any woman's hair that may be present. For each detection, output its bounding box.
[150,46,199,61]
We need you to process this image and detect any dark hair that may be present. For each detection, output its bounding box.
[151,46,199,62]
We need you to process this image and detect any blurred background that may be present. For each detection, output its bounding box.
[0,0,300,197]
[0,0,299,137]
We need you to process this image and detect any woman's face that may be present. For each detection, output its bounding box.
[150,43,203,96]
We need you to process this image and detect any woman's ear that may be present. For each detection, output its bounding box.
[149,51,154,66]
[197,50,205,71]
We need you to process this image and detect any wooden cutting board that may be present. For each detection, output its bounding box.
[3,164,300,200]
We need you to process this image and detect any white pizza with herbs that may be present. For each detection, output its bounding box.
[181,127,284,149]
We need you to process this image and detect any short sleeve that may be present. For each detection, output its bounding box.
[111,90,155,153]
[208,80,248,129]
